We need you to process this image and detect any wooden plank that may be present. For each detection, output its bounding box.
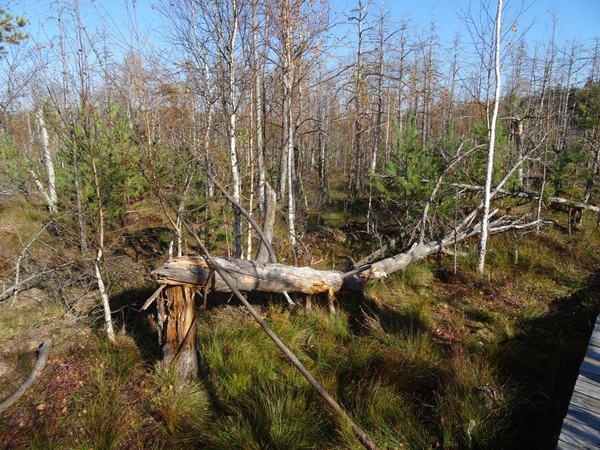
[587,336,600,352]
[584,345,600,363]
[556,438,596,450]
[588,332,600,349]
[570,390,600,417]
[580,360,600,384]
[564,403,600,431]
[558,416,600,448]
[574,377,600,401]
[557,315,600,449]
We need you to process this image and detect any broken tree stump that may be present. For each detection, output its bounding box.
[156,284,198,384]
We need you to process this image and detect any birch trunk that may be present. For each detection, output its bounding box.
[253,0,266,214]
[286,92,296,247]
[477,0,503,275]
[90,153,116,344]
[256,182,277,263]
[228,0,243,258]
[31,109,57,213]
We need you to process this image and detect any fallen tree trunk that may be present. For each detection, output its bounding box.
[0,340,51,414]
[148,214,381,450]
[153,255,350,295]
[152,215,543,295]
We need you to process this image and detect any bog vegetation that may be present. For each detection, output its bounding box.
[1,0,600,448]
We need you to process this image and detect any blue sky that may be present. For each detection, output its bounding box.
[12,0,600,56]
[380,0,599,46]
[14,0,600,43]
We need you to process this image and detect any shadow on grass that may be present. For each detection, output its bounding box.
[491,269,600,449]
[338,289,431,338]
[89,284,161,365]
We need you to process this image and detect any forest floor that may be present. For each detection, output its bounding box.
[1,192,600,449]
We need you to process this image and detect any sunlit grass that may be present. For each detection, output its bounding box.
[2,210,599,448]
[148,366,211,448]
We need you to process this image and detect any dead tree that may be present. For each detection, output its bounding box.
[151,285,198,383]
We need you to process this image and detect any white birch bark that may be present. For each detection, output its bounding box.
[285,75,296,246]
[31,109,57,213]
[253,0,266,214]
[477,0,503,275]
[90,153,116,343]
[227,0,243,258]
[95,250,116,343]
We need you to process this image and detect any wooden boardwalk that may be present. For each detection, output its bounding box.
[557,315,600,449]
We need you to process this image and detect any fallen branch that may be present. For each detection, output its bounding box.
[0,260,83,303]
[353,238,398,268]
[450,183,600,214]
[153,216,543,292]
[0,272,50,303]
[12,223,51,305]
[0,340,52,414]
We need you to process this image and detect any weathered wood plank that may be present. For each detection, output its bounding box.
[574,394,600,410]
[567,396,600,429]
[558,314,600,449]
[580,360,600,384]
[584,344,600,359]
[574,377,600,401]
[587,332,600,349]
[558,416,600,448]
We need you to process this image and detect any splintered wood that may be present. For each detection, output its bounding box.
[156,285,198,383]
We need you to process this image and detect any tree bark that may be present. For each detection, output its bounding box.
[477,0,503,275]
[156,285,198,385]
[256,182,277,262]
[31,109,57,213]
[153,255,349,296]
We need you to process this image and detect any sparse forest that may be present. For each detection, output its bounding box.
[1,0,600,448]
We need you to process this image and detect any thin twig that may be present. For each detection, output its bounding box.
[12,222,52,305]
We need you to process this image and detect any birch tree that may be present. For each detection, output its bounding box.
[252,0,267,215]
[161,0,248,258]
[477,0,503,274]
[268,0,329,248]
[29,106,57,213]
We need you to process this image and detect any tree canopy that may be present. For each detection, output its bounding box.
[0,7,27,53]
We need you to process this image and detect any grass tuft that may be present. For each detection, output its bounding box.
[149,366,212,447]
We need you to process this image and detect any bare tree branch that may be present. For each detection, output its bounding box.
[0,340,51,414]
